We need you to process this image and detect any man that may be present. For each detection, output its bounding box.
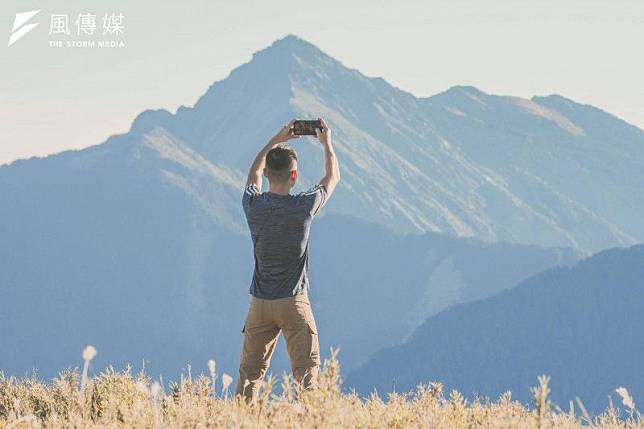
[235,117,340,403]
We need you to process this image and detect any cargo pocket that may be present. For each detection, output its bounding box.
[306,322,321,364]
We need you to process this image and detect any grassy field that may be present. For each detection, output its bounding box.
[0,348,640,428]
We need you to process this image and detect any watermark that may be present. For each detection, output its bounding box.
[8,10,40,46]
[8,10,126,48]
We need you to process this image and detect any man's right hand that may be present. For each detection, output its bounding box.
[314,117,332,145]
[271,119,300,144]
[314,117,340,199]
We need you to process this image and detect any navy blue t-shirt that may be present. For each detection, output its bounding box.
[242,183,327,299]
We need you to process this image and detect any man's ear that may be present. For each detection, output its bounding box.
[290,170,297,181]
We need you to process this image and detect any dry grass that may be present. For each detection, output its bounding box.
[0,348,640,428]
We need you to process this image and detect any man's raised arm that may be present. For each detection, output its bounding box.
[315,117,341,198]
[246,119,299,189]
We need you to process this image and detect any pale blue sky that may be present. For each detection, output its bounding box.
[1,0,642,165]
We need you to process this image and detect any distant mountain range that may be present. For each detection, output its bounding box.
[345,244,644,413]
[6,35,644,254]
[1,34,641,401]
[122,34,644,254]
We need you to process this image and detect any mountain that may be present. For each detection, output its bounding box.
[0,144,575,377]
[129,34,644,254]
[8,35,644,253]
[0,33,639,383]
[308,216,576,371]
[345,244,644,414]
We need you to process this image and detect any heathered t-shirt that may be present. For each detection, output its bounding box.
[242,183,327,299]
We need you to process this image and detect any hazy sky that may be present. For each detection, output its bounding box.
[1,0,642,165]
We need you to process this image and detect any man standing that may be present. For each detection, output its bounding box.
[235,117,340,402]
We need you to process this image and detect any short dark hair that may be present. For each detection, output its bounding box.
[266,144,298,182]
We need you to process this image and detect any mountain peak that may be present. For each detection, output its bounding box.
[531,93,582,109]
[447,85,487,95]
[426,84,489,106]
[187,34,344,119]
[250,33,328,65]
[270,33,318,50]
[428,85,488,99]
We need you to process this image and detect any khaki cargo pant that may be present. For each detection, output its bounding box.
[235,290,321,402]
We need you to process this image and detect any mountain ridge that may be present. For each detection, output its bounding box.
[345,243,644,413]
[7,34,642,168]
[5,34,644,253]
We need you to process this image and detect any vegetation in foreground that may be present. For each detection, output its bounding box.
[0,348,640,428]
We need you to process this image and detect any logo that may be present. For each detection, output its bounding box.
[8,10,40,47]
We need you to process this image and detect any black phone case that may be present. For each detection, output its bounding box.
[293,120,322,136]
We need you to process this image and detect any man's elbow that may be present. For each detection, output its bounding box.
[331,172,341,188]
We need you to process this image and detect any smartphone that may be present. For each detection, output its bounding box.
[293,119,322,136]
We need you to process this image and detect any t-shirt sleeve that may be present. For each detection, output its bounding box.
[299,184,327,217]
[242,183,261,217]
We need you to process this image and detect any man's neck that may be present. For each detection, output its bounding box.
[268,185,290,196]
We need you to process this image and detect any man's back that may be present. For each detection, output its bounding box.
[235,117,339,403]
[242,183,327,299]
